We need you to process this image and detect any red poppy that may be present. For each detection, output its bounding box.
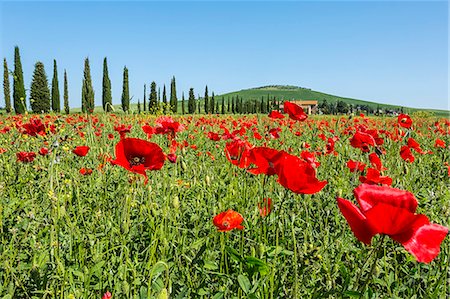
[155,116,184,138]
[16,151,36,163]
[224,139,252,168]
[359,168,392,186]
[407,138,425,154]
[350,131,376,152]
[247,147,283,176]
[274,152,327,194]
[283,101,308,121]
[300,151,321,168]
[102,291,112,299]
[111,138,165,181]
[368,153,384,171]
[107,133,115,140]
[337,184,448,263]
[268,110,285,119]
[73,146,90,157]
[38,147,49,156]
[167,153,177,163]
[258,198,273,217]
[213,209,244,232]
[400,145,415,163]
[398,114,412,129]
[114,124,132,138]
[79,168,93,175]
[434,139,446,148]
[347,160,366,173]
[207,131,221,141]
[268,127,282,139]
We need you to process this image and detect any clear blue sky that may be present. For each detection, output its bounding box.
[1,1,448,110]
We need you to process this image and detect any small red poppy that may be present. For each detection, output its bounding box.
[213,209,244,232]
[79,168,93,175]
[398,114,412,129]
[16,151,36,163]
[400,145,415,163]
[268,110,285,119]
[38,147,49,156]
[73,146,90,157]
[347,160,366,173]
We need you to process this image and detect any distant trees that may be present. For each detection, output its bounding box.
[51,59,60,112]
[13,46,26,114]
[3,58,11,113]
[204,85,209,114]
[63,70,69,114]
[181,92,185,114]
[121,66,130,112]
[30,62,50,113]
[162,84,167,112]
[102,57,112,112]
[143,84,147,112]
[81,58,94,113]
[149,81,157,111]
[210,92,215,114]
[188,88,195,114]
[170,76,177,113]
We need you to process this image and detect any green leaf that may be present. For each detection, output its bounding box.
[237,274,251,294]
[225,246,243,262]
[343,290,362,297]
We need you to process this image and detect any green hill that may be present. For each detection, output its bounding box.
[216,85,449,117]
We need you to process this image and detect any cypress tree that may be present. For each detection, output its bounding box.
[149,81,157,112]
[260,97,265,113]
[102,57,112,112]
[181,92,185,114]
[51,59,60,112]
[121,66,130,112]
[227,97,230,113]
[204,85,209,114]
[30,62,50,113]
[170,76,177,113]
[81,58,94,113]
[137,99,141,114]
[266,95,270,112]
[188,88,195,114]
[221,97,225,114]
[198,94,201,114]
[13,46,26,114]
[158,87,161,107]
[3,58,11,113]
[63,70,69,114]
[231,97,235,114]
[215,97,219,114]
[210,92,215,114]
[143,84,147,112]
[162,84,167,112]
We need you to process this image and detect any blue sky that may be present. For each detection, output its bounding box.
[0,1,448,110]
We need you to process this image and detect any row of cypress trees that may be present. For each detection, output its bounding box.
[3,46,69,114]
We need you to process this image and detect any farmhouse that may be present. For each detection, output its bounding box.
[282,100,318,115]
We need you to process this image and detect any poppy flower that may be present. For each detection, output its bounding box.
[301,151,321,168]
[268,127,282,139]
[274,152,327,194]
[368,153,384,171]
[268,110,285,119]
[16,151,36,163]
[102,291,112,299]
[350,131,376,152]
[213,209,244,232]
[79,168,93,175]
[247,147,283,176]
[73,146,90,157]
[337,184,448,263]
[347,160,366,173]
[111,138,165,181]
[258,198,273,217]
[434,139,446,148]
[359,168,392,186]
[167,153,177,163]
[224,139,252,168]
[207,131,221,141]
[38,147,49,156]
[398,114,412,129]
[407,138,425,154]
[155,116,184,138]
[400,145,415,163]
[284,101,308,121]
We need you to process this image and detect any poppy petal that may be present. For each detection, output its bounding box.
[337,198,374,245]
[354,184,417,213]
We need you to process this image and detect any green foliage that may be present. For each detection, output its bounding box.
[30,61,50,113]
[3,58,11,113]
[149,81,158,113]
[102,57,112,112]
[63,70,69,114]
[81,58,95,113]
[13,46,26,114]
[121,66,130,112]
[51,59,60,112]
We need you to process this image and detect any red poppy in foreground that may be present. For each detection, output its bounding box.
[111,138,165,181]
[224,139,252,168]
[16,151,36,163]
[268,110,285,119]
[73,146,90,157]
[398,114,412,129]
[275,152,327,194]
[350,131,376,152]
[213,209,244,232]
[247,147,283,176]
[283,101,308,121]
[337,184,448,263]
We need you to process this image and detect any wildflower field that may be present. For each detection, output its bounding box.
[0,107,449,298]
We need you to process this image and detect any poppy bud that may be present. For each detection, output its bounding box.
[181,161,187,171]
[172,196,180,210]
[182,147,187,155]
[157,288,169,299]
[205,175,211,186]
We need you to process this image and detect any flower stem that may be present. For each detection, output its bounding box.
[357,235,386,297]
